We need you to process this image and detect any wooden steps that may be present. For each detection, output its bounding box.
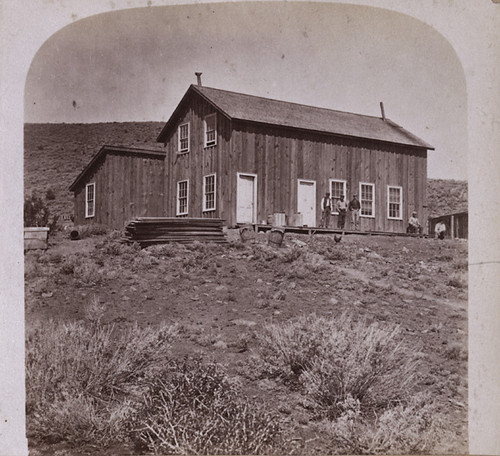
[124,217,227,246]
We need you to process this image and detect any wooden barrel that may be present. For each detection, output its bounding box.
[268,228,285,247]
[239,224,255,242]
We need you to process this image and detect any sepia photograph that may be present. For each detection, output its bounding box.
[2,1,500,455]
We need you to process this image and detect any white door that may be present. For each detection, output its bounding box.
[237,173,257,223]
[297,179,316,227]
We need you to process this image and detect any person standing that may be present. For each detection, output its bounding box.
[348,194,361,230]
[320,192,332,228]
[336,195,348,229]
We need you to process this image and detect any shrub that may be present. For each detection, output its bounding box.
[24,192,59,231]
[323,246,352,262]
[444,342,468,362]
[257,313,421,419]
[280,245,303,263]
[45,188,56,200]
[447,277,466,289]
[321,393,450,454]
[75,223,109,238]
[452,259,468,271]
[95,235,140,256]
[133,358,284,455]
[25,302,178,445]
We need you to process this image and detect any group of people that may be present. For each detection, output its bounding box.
[320,191,447,239]
[320,193,361,230]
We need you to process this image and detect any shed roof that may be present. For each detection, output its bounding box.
[69,145,165,192]
[157,85,434,149]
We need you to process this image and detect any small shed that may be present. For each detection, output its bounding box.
[69,145,166,229]
[428,211,468,239]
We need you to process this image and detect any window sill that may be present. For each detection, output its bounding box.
[177,151,189,155]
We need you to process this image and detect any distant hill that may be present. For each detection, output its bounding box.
[24,122,467,224]
[427,178,467,218]
[24,122,165,221]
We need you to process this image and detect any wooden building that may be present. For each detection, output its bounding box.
[71,83,434,232]
[428,211,468,239]
[70,146,165,228]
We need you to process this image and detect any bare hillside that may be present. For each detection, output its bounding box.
[24,122,164,220]
[24,123,468,223]
[427,179,468,218]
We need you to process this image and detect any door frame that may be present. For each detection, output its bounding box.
[297,179,316,227]
[236,172,258,224]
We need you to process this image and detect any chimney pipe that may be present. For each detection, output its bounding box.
[380,102,386,121]
[195,72,202,86]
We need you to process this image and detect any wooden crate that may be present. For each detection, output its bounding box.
[24,227,50,250]
[288,213,304,227]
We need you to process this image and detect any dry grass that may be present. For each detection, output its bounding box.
[25,298,178,445]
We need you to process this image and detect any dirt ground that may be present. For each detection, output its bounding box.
[25,228,468,454]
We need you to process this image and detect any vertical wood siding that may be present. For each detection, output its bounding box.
[161,92,228,221]
[73,152,165,229]
[77,91,429,233]
[228,122,428,232]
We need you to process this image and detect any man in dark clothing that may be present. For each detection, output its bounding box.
[348,194,361,230]
[320,192,332,228]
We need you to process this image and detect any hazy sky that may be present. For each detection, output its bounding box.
[24,2,467,180]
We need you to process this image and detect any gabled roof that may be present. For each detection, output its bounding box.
[157,85,434,150]
[69,145,165,192]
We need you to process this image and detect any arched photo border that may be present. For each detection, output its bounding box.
[1,1,499,454]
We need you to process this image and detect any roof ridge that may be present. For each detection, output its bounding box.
[195,85,385,120]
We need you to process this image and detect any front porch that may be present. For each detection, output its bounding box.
[236,223,427,238]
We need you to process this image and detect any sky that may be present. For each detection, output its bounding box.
[24,2,468,180]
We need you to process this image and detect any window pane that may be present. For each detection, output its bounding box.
[179,124,189,151]
[204,175,215,210]
[388,187,401,219]
[360,184,374,216]
[86,184,95,217]
[178,181,188,214]
[205,115,216,145]
[330,181,345,211]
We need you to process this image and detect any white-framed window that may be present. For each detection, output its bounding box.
[176,180,189,216]
[204,113,217,147]
[329,179,347,214]
[85,183,95,218]
[178,122,190,153]
[387,186,403,220]
[203,174,216,212]
[360,182,375,217]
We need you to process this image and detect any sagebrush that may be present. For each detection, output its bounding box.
[257,313,422,418]
[134,358,285,455]
[25,300,178,445]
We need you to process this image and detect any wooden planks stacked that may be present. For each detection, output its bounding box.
[124,217,227,246]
